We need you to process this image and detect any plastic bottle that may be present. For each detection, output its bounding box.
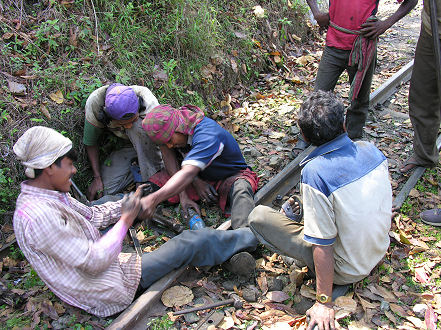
[187,208,206,230]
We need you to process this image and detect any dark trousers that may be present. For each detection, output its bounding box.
[315,46,377,139]
[229,179,255,229]
[409,27,441,166]
[139,227,258,288]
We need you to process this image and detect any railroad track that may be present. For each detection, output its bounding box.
[107,60,441,329]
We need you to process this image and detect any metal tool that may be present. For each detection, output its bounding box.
[129,228,143,256]
[151,213,184,234]
[70,180,90,206]
[173,293,242,316]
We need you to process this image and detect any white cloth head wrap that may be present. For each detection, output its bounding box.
[13,126,73,178]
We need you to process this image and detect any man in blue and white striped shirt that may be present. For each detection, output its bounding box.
[249,91,392,330]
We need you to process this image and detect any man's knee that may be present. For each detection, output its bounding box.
[248,205,271,228]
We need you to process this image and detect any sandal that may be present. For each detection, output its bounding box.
[282,195,303,222]
[291,138,310,158]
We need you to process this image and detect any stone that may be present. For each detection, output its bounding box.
[184,312,200,324]
[242,288,257,302]
[290,126,300,135]
[222,280,239,291]
[267,277,284,291]
[413,303,428,318]
[380,300,390,312]
[269,156,280,168]
[276,275,290,287]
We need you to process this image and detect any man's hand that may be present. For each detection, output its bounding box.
[139,194,157,220]
[306,302,335,330]
[314,12,330,30]
[179,193,200,218]
[193,177,218,203]
[360,18,390,39]
[120,192,141,227]
[87,176,104,201]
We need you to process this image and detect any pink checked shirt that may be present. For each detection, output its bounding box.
[13,182,141,317]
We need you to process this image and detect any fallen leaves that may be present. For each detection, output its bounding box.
[49,90,64,104]
[161,286,194,308]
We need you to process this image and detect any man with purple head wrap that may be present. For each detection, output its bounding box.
[83,84,163,201]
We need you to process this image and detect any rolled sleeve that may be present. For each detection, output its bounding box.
[302,183,337,246]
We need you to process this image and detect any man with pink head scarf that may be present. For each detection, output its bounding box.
[141,104,259,229]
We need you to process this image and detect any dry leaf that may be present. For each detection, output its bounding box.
[161,285,193,307]
[5,233,15,244]
[253,5,265,18]
[406,316,424,328]
[414,266,430,284]
[257,276,268,294]
[39,105,51,120]
[2,32,14,40]
[425,305,437,330]
[300,285,316,300]
[384,310,397,324]
[40,300,58,320]
[334,296,357,313]
[218,316,235,329]
[390,303,406,316]
[296,55,315,66]
[266,291,290,303]
[49,90,64,104]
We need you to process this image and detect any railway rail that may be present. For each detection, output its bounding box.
[107,60,441,329]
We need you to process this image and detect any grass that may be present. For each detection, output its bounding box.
[0,0,309,221]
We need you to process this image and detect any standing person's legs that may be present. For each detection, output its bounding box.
[408,28,440,167]
[229,179,255,229]
[248,205,314,271]
[126,118,163,181]
[346,50,377,139]
[139,227,258,288]
[101,146,138,195]
[314,46,348,92]
[293,46,347,155]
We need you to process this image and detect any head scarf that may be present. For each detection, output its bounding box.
[142,104,205,144]
[13,126,72,178]
[104,83,139,120]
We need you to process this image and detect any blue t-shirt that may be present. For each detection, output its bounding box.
[181,117,248,181]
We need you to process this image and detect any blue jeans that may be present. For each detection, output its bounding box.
[139,227,258,288]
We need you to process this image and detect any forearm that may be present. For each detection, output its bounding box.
[86,145,101,178]
[160,146,191,201]
[313,245,334,297]
[85,215,132,274]
[149,166,198,206]
[306,0,323,17]
[385,0,417,27]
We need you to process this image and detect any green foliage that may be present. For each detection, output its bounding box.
[9,246,25,261]
[4,314,32,329]
[146,315,174,329]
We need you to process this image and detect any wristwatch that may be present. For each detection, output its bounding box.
[316,293,332,304]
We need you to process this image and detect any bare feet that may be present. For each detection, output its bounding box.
[399,157,419,174]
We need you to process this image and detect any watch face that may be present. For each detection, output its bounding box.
[318,294,331,303]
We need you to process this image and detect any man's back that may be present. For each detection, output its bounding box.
[300,134,391,284]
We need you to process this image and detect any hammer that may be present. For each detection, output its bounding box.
[173,293,243,315]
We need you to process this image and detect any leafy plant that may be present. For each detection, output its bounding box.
[146,315,174,329]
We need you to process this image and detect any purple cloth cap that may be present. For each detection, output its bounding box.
[104,83,139,120]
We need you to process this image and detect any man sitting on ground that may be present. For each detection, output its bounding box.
[248,91,392,330]
[13,126,258,317]
[139,104,259,229]
[84,83,163,201]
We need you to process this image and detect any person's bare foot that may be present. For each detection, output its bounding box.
[399,157,419,174]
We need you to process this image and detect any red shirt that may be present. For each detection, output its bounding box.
[326,0,379,50]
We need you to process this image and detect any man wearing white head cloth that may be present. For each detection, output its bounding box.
[13,126,258,317]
